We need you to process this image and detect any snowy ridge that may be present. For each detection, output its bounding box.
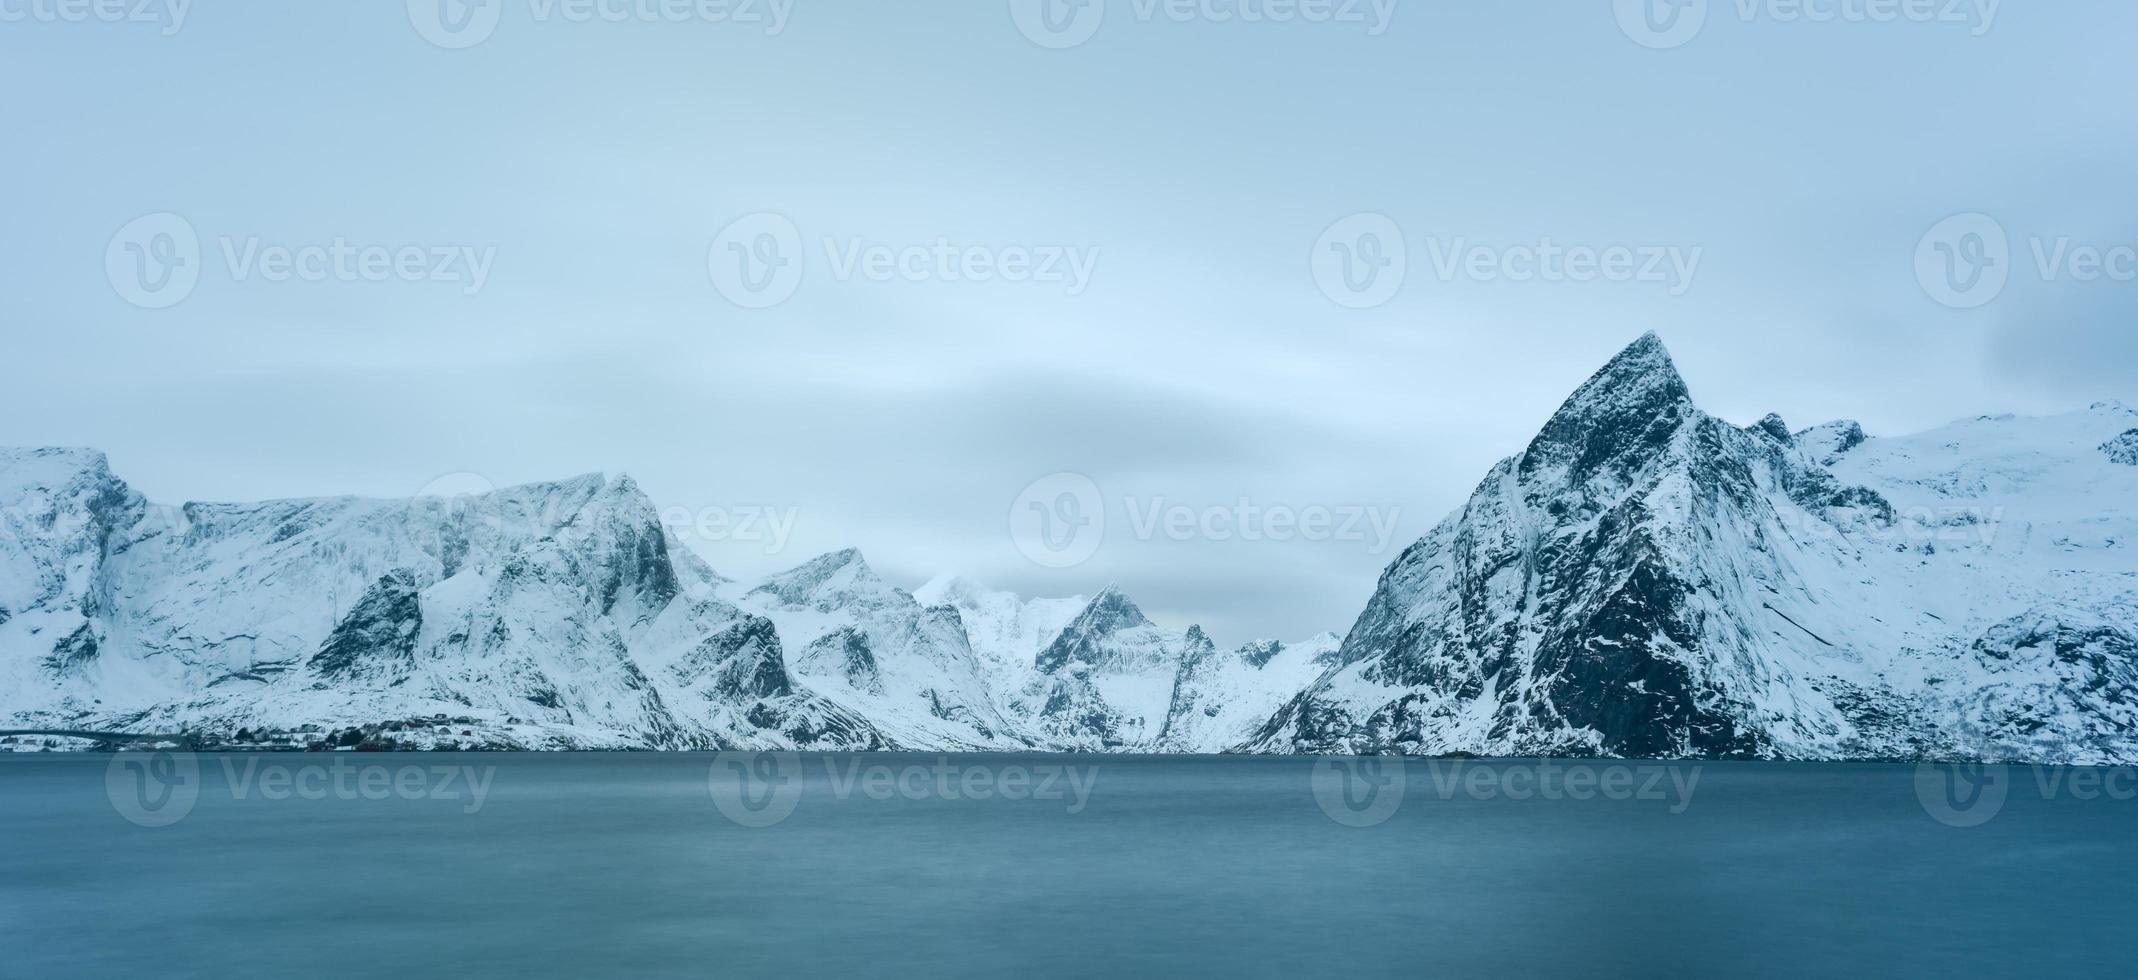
[7,335,2137,758]
[1247,334,2138,763]
[0,453,1320,751]
[718,550,1024,749]
[0,458,881,750]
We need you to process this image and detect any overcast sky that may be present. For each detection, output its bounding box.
[4,2,2135,645]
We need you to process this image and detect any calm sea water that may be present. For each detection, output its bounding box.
[2,752,2132,978]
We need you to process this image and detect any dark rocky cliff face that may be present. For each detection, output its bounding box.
[1254,334,1899,758]
[310,569,424,681]
[1036,586,1153,674]
[2103,429,2138,466]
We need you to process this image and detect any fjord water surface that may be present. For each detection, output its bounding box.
[2,753,2130,978]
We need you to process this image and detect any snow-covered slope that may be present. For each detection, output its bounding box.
[1154,632,1339,752]
[9,337,2136,759]
[1247,334,2138,763]
[911,573,1084,695]
[0,453,882,749]
[1015,586,1215,749]
[718,551,1023,748]
[0,451,1310,752]
[721,565,1327,751]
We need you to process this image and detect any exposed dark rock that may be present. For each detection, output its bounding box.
[2101,429,2138,466]
[310,570,425,680]
[1037,585,1152,673]
[1238,639,1283,669]
[43,622,100,676]
[803,627,884,696]
[1752,413,1794,444]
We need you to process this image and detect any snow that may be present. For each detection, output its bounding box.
[0,448,1337,752]
[0,461,884,750]
[7,337,2135,759]
[1248,336,2138,763]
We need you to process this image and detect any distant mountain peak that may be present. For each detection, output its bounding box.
[1796,420,1867,465]
[1035,585,1155,673]
[748,548,885,607]
[1752,413,1794,444]
[913,572,984,606]
[1522,332,1696,478]
[1080,584,1150,629]
[1568,332,1688,409]
[1238,638,1284,668]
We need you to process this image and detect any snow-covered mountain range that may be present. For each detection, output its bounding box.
[0,450,1323,751]
[6,333,2135,759]
[1250,334,2138,764]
